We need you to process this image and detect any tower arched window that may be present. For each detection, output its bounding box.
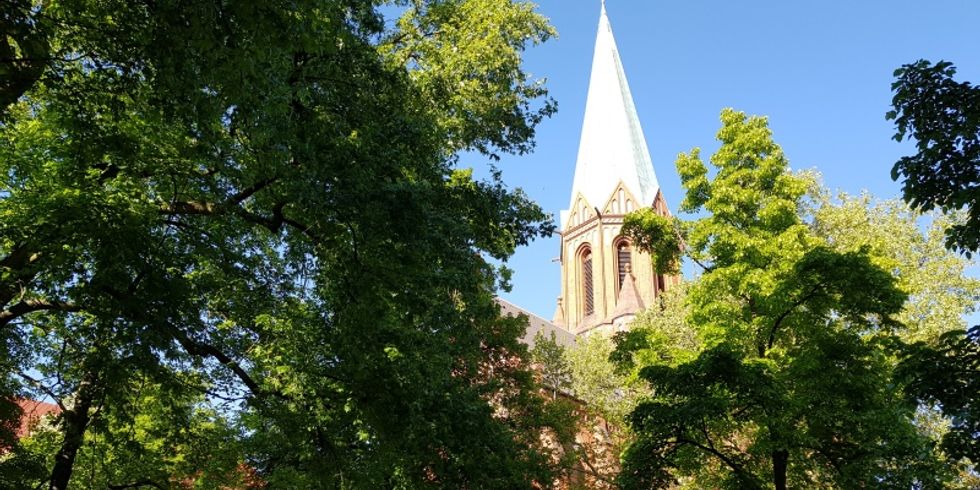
[616,240,632,290]
[580,247,594,317]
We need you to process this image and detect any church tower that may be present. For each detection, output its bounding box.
[553,3,677,336]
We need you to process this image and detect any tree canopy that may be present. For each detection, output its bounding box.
[888,58,980,473]
[0,1,567,488]
[617,109,948,490]
[888,59,980,255]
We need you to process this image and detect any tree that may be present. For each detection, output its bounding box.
[565,334,639,427]
[888,60,980,255]
[888,59,980,480]
[13,377,252,489]
[564,284,695,434]
[531,331,573,400]
[811,191,980,486]
[618,109,945,489]
[899,327,980,465]
[810,192,980,344]
[610,282,697,373]
[0,1,563,487]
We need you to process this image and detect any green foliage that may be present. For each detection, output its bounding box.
[533,331,589,457]
[888,60,980,255]
[16,379,248,489]
[610,283,696,378]
[899,327,980,463]
[621,211,683,275]
[811,192,980,485]
[618,110,948,489]
[811,192,980,343]
[565,334,642,426]
[0,1,563,487]
[887,62,980,483]
[383,0,557,158]
[531,331,573,398]
[0,0,51,114]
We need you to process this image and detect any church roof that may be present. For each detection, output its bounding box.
[563,3,659,228]
[497,298,576,349]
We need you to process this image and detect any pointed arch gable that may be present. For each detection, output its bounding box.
[565,192,597,231]
[601,181,642,215]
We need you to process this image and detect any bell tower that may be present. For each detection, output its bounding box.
[553,3,677,336]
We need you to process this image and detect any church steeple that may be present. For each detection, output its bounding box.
[561,2,659,229]
[554,4,676,335]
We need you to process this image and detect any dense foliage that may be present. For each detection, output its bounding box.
[617,110,953,489]
[900,328,980,464]
[889,59,980,476]
[888,60,980,255]
[0,1,567,488]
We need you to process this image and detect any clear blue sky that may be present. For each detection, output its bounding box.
[482,1,980,319]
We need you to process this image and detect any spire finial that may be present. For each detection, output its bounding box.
[601,0,606,13]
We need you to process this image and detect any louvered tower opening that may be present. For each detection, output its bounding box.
[582,249,594,316]
[617,241,631,289]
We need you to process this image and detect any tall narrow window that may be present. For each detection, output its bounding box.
[616,241,632,289]
[582,249,594,316]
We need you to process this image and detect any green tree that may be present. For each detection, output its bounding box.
[0,1,563,488]
[527,332,582,485]
[888,59,980,476]
[565,283,696,433]
[13,377,251,489]
[618,109,944,489]
[566,334,639,426]
[888,60,980,255]
[811,191,980,486]
[610,282,697,374]
[899,329,980,465]
[531,331,573,400]
[810,192,980,344]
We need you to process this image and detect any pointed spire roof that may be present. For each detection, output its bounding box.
[564,3,659,225]
[552,297,566,327]
[609,267,645,321]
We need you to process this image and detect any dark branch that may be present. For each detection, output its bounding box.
[228,176,279,204]
[677,437,759,489]
[0,244,44,308]
[166,326,286,401]
[0,298,79,328]
[160,198,324,244]
[688,254,714,273]
[764,283,823,355]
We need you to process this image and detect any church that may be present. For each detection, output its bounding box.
[503,2,679,346]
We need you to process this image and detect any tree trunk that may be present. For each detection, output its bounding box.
[49,370,98,490]
[772,449,788,490]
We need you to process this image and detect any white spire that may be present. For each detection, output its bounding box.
[563,3,659,226]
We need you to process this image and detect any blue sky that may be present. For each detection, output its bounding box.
[482,1,980,319]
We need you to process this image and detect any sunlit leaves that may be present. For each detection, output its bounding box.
[1,0,561,487]
[617,110,943,489]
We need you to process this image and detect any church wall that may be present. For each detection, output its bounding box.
[558,225,654,334]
